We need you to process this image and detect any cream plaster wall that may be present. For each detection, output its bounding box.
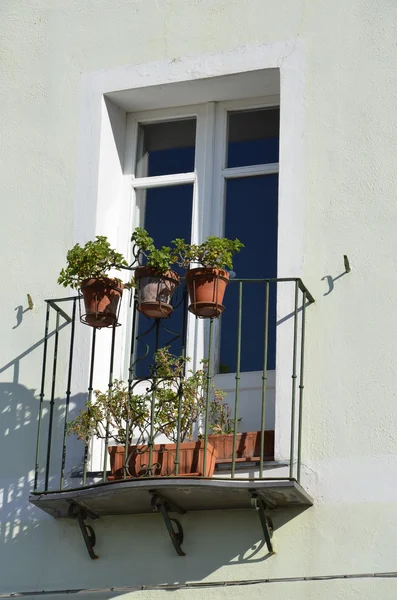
[1,0,397,597]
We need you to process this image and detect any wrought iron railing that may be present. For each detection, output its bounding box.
[33,278,314,494]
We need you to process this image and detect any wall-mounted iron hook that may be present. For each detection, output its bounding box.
[343,255,351,274]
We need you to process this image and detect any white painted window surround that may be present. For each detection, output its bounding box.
[73,42,306,470]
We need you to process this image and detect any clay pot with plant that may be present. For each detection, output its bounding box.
[66,379,150,478]
[66,379,149,448]
[148,348,221,476]
[173,236,244,318]
[58,236,132,328]
[131,228,179,319]
[67,348,220,479]
[207,396,274,464]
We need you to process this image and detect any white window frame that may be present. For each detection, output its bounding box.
[122,96,280,377]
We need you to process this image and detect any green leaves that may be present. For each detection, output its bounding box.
[67,380,150,446]
[152,347,208,443]
[66,348,232,447]
[171,236,244,270]
[208,395,237,435]
[131,227,244,274]
[131,227,176,275]
[131,228,155,253]
[59,229,244,290]
[58,236,129,289]
[194,236,244,270]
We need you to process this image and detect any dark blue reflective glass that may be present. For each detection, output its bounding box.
[137,119,196,177]
[148,147,195,176]
[219,174,278,373]
[227,138,279,168]
[135,180,193,378]
[227,108,280,168]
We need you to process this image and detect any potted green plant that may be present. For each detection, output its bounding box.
[67,348,219,479]
[131,228,179,319]
[173,236,244,317]
[124,347,216,477]
[66,380,149,448]
[151,350,274,466]
[58,236,131,328]
[207,396,275,463]
[67,380,154,479]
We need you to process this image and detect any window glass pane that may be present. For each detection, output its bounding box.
[135,184,193,378]
[136,119,196,177]
[219,174,278,373]
[227,108,279,168]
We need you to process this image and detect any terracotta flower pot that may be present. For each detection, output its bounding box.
[80,277,123,328]
[135,267,179,319]
[108,440,217,479]
[208,430,274,464]
[186,268,229,318]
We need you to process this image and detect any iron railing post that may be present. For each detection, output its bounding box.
[148,321,160,475]
[259,281,270,478]
[44,310,60,490]
[231,282,243,478]
[202,318,214,478]
[297,291,307,483]
[289,280,299,479]
[103,325,117,481]
[34,303,50,492]
[175,289,188,476]
[60,299,77,489]
[125,290,138,479]
[82,328,96,486]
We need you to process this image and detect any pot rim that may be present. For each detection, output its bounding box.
[108,440,215,453]
[186,267,229,280]
[80,276,124,291]
[134,266,180,283]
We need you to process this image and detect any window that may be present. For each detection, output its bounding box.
[76,54,306,470]
[127,98,279,416]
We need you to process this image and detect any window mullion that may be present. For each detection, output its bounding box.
[207,104,228,374]
[211,104,227,237]
[188,103,217,371]
[192,102,216,244]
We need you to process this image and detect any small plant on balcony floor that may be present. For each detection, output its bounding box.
[131,227,180,319]
[152,347,226,444]
[173,236,244,318]
[207,392,274,464]
[208,395,235,436]
[58,236,132,328]
[67,347,226,479]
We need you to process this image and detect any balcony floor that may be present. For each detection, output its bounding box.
[30,478,313,519]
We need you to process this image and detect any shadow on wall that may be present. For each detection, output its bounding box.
[322,256,351,296]
[0,379,88,578]
[0,382,39,554]
[0,310,91,592]
[0,315,309,594]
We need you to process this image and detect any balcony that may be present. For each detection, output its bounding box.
[30,278,314,558]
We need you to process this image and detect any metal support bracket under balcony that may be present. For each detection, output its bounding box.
[31,480,313,560]
[68,502,99,560]
[151,492,186,556]
[250,493,274,554]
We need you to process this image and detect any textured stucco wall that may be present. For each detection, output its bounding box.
[1,0,397,596]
